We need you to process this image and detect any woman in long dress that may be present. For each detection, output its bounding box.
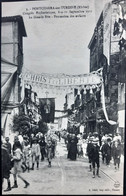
[68,134,78,161]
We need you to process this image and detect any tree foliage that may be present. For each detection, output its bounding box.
[12,113,30,135]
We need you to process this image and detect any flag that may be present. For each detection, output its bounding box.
[39,98,55,123]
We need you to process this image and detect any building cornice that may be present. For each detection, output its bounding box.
[2,15,27,37]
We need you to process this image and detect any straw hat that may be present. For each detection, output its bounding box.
[92,138,99,144]
[93,132,98,136]
[89,136,94,141]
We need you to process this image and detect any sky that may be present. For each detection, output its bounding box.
[2,0,111,75]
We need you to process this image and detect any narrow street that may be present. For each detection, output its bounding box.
[1,1,125,196]
[2,139,124,195]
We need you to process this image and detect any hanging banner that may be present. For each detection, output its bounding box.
[19,75,25,104]
[58,118,62,130]
[101,82,117,125]
[20,68,103,88]
[111,3,121,54]
[39,98,55,123]
[61,117,68,130]
[103,2,111,65]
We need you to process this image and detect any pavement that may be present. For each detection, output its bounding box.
[2,138,124,195]
[82,140,124,183]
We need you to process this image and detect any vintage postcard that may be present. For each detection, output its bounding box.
[1,0,125,195]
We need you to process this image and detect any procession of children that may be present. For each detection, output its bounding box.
[2,131,57,192]
[2,128,123,192]
[86,132,122,178]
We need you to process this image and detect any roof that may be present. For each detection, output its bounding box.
[1,15,27,37]
[88,30,96,49]
[88,11,103,49]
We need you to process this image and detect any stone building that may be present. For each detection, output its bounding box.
[117,30,126,142]
[1,15,27,137]
[23,84,40,124]
[88,0,126,137]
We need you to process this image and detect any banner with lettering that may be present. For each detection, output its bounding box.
[39,98,55,123]
[20,68,103,88]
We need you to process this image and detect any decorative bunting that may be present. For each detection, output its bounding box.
[21,68,103,89]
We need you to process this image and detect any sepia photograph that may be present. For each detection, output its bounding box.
[1,0,126,195]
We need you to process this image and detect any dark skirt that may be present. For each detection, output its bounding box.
[69,144,77,160]
[2,167,10,179]
[114,157,120,165]
[2,148,11,179]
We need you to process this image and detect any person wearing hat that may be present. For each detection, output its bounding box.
[5,137,11,155]
[38,135,46,161]
[31,137,41,170]
[68,134,78,161]
[12,136,22,153]
[104,137,112,167]
[113,132,121,142]
[112,139,122,171]
[86,136,94,172]
[100,139,107,164]
[2,143,12,192]
[91,138,101,178]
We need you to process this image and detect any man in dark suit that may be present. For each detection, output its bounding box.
[91,138,101,178]
[86,136,94,171]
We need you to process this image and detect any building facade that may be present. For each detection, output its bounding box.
[1,15,27,137]
[63,1,125,139]
[88,1,126,138]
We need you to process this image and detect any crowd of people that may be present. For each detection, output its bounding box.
[2,131,58,192]
[2,129,123,192]
[86,132,122,178]
[62,130,123,179]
